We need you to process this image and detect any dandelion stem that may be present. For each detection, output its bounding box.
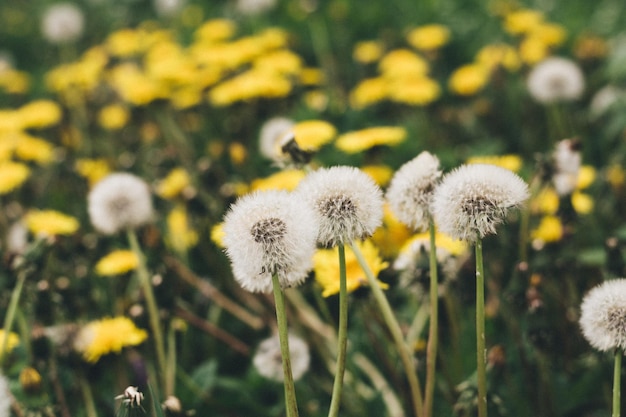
[350,241,425,417]
[271,274,299,417]
[0,268,27,368]
[328,243,348,417]
[165,321,177,398]
[79,372,98,417]
[127,230,167,393]
[475,238,488,417]
[614,348,622,417]
[424,220,439,417]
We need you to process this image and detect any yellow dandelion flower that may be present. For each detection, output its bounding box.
[529,22,567,47]
[388,76,440,106]
[0,69,30,94]
[371,204,413,258]
[24,209,79,236]
[572,191,593,214]
[166,206,198,253]
[350,77,389,109]
[194,18,237,43]
[75,158,110,186]
[292,120,337,151]
[210,222,225,248]
[574,34,609,60]
[314,239,389,297]
[157,168,191,199]
[208,70,291,106]
[255,27,290,50]
[299,68,325,86]
[250,169,306,192]
[105,28,144,57]
[466,154,523,172]
[0,329,20,359]
[606,165,625,188]
[14,133,55,164]
[361,164,393,186]
[504,9,544,35]
[577,165,596,189]
[518,36,549,64]
[476,44,521,72]
[229,142,247,165]
[531,215,563,244]
[95,250,139,276]
[74,317,148,363]
[379,49,429,79]
[170,87,203,109]
[353,40,385,64]
[304,90,329,112]
[108,63,169,106]
[335,126,407,153]
[0,109,23,132]
[0,161,30,194]
[406,24,451,51]
[531,187,559,215]
[448,64,489,96]
[144,42,197,86]
[253,49,303,76]
[97,104,129,130]
[17,100,62,129]
[404,230,469,257]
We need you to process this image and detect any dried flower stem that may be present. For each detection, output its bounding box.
[350,241,424,417]
[0,268,26,368]
[328,243,348,417]
[475,238,488,417]
[614,348,622,417]
[127,230,167,393]
[271,274,299,417]
[424,220,439,417]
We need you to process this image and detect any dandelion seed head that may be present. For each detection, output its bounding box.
[258,117,295,162]
[0,373,9,417]
[252,333,310,382]
[41,3,84,44]
[580,279,626,352]
[527,56,585,103]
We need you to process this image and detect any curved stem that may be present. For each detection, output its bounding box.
[350,242,424,417]
[475,238,488,417]
[424,221,439,417]
[328,243,348,417]
[272,274,299,417]
[614,348,622,417]
[1,268,27,368]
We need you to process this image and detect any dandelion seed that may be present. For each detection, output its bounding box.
[552,138,581,196]
[222,190,318,293]
[431,164,529,242]
[296,166,384,247]
[253,332,310,382]
[87,173,154,235]
[526,57,585,103]
[580,279,626,352]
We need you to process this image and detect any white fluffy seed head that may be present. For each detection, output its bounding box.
[258,117,295,162]
[252,332,310,382]
[87,173,154,235]
[431,164,529,242]
[552,138,581,196]
[386,151,442,231]
[526,56,585,104]
[296,166,384,247]
[41,3,85,44]
[579,278,626,352]
[222,190,318,293]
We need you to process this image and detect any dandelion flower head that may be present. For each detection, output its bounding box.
[296,166,384,247]
[24,209,80,237]
[253,332,310,382]
[579,279,626,352]
[431,164,529,242]
[40,2,85,44]
[0,162,30,195]
[95,250,139,276]
[526,56,585,103]
[88,173,154,235]
[73,317,148,363]
[386,151,442,231]
[0,330,20,360]
[222,190,318,293]
[258,117,295,161]
[335,126,407,154]
[406,24,451,51]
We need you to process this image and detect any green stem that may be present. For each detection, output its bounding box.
[614,348,622,417]
[272,274,299,417]
[127,230,167,393]
[0,268,27,368]
[80,372,98,417]
[166,322,177,398]
[424,221,439,417]
[475,238,488,417]
[350,242,424,417]
[328,243,348,417]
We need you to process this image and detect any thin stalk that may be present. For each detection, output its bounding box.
[350,242,424,417]
[475,238,488,417]
[165,322,177,398]
[614,348,622,417]
[79,372,98,417]
[271,274,299,417]
[328,243,348,417]
[0,268,27,368]
[127,230,167,392]
[424,221,439,417]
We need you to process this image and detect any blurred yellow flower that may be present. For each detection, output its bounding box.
[0,109,23,132]
[577,165,596,189]
[171,86,203,109]
[531,187,559,215]
[448,64,489,96]
[157,168,192,199]
[529,23,567,47]
[406,24,451,51]
[572,191,593,214]
[606,165,625,188]
[361,164,393,186]
[531,215,563,244]
[476,44,521,71]
[404,230,469,257]
[353,40,384,64]
[466,154,523,172]
[74,317,148,363]
[0,69,30,94]
[292,120,337,151]
[0,329,20,359]
[388,76,440,106]
[350,77,388,109]
[518,37,549,64]
[76,158,110,186]
[97,104,129,130]
[210,222,225,248]
[95,250,139,276]
[250,169,306,192]
[24,209,79,236]
[254,49,303,76]
[504,9,544,35]
[229,142,247,165]
[18,100,62,129]
[105,28,144,57]
[108,63,169,106]
[574,34,609,60]
[335,126,407,153]
[299,68,325,86]
[195,18,237,43]
[166,206,199,253]
[379,49,429,79]
[314,239,389,297]
[0,161,30,194]
[304,90,329,111]
[372,204,413,258]
[14,134,55,164]
[208,70,291,106]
